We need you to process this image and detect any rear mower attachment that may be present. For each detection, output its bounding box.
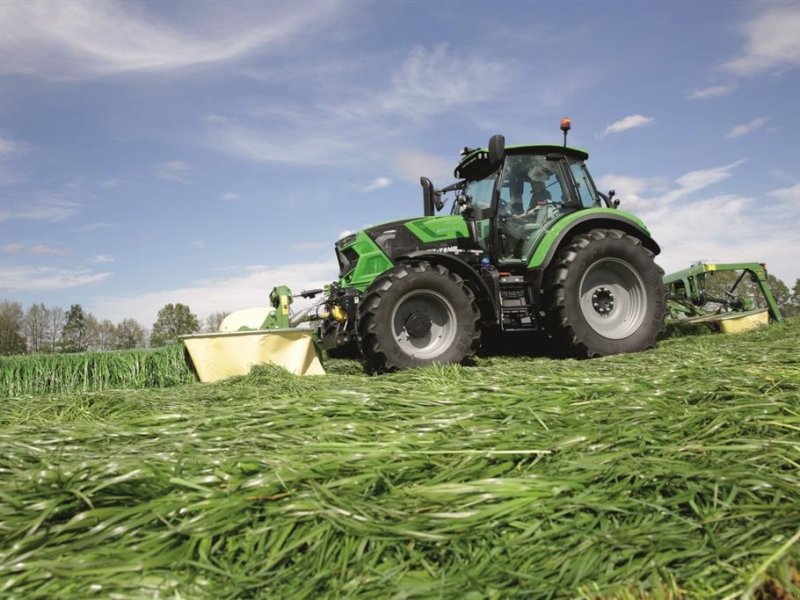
[664,262,783,333]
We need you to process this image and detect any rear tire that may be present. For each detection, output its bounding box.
[545,229,666,358]
[357,261,481,373]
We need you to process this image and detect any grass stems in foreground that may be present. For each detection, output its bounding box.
[0,321,798,597]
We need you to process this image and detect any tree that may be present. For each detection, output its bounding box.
[86,316,116,351]
[204,311,230,333]
[0,301,26,355]
[113,318,146,349]
[45,306,65,353]
[150,303,199,346]
[61,304,88,353]
[23,303,48,354]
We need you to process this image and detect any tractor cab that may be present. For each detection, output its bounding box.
[427,129,603,266]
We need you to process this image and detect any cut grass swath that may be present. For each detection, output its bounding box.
[0,321,798,597]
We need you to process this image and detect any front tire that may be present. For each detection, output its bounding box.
[545,229,666,358]
[357,262,481,373]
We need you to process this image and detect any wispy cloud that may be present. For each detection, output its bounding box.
[686,84,736,100]
[3,243,24,253]
[393,150,454,184]
[208,45,516,167]
[0,265,111,292]
[0,134,28,158]
[363,177,391,192]
[156,160,191,183]
[769,183,800,206]
[0,199,80,223]
[31,244,67,255]
[602,115,654,137]
[92,254,115,264]
[722,5,800,76]
[661,159,746,203]
[89,260,336,324]
[0,0,341,79]
[725,116,768,139]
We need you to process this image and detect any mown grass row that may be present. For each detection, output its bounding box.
[0,344,195,396]
[0,320,798,597]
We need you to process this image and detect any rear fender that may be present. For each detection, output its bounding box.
[528,210,660,273]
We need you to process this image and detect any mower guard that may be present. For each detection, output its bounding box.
[181,328,325,382]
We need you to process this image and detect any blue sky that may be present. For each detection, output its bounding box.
[1,0,799,326]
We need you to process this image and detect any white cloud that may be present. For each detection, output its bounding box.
[725,116,769,139]
[0,0,340,79]
[3,243,24,253]
[722,5,800,76]
[363,177,392,192]
[0,200,79,223]
[31,244,67,255]
[393,150,454,185]
[661,159,746,203]
[156,160,191,183]
[89,260,337,324]
[0,135,27,158]
[686,84,736,100]
[0,265,111,292]
[92,254,115,263]
[596,163,799,284]
[372,44,513,121]
[208,45,515,167]
[602,115,654,137]
[220,192,240,202]
[201,114,229,125]
[191,240,205,250]
[769,183,800,206]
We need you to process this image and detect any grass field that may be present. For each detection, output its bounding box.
[1,321,799,598]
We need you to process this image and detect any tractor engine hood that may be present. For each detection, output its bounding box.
[363,215,477,260]
[334,215,480,283]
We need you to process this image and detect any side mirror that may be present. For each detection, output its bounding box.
[420,177,435,216]
[488,134,505,168]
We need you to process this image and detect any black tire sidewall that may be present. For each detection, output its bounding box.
[556,234,665,355]
[361,264,479,370]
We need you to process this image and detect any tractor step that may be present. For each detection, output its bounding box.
[499,275,538,331]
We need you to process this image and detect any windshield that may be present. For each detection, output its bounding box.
[464,175,495,210]
[498,154,573,210]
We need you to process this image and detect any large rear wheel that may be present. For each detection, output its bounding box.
[545,229,666,358]
[357,262,481,373]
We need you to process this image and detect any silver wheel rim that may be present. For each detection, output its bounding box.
[391,290,457,359]
[579,258,647,340]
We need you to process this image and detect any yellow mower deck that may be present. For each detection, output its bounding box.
[182,329,325,382]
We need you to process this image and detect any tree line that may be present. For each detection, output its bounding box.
[0,301,230,356]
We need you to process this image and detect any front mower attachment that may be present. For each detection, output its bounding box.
[182,328,324,381]
[181,285,326,381]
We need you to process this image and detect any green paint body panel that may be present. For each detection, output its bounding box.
[339,231,395,292]
[404,215,470,243]
[526,208,651,269]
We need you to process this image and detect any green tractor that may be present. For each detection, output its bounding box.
[294,120,667,372]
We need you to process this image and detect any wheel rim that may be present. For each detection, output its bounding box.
[391,290,457,359]
[579,258,648,340]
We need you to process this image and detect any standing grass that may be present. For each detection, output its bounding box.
[0,344,195,396]
[0,321,798,597]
